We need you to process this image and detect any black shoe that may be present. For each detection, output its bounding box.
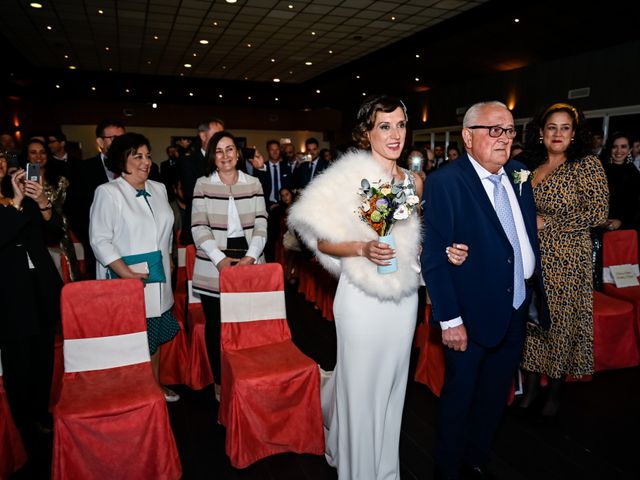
[461,464,496,480]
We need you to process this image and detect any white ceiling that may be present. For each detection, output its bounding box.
[1,0,487,83]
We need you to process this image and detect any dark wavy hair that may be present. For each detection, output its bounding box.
[520,102,592,170]
[20,138,61,185]
[205,130,242,176]
[106,133,151,175]
[601,131,632,164]
[352,94,407,149]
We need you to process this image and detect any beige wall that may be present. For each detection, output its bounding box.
[63,125,328,163]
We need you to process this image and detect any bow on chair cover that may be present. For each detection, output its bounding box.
[601,230,640,362]
[0,350,28,479]
[219,263,324,468]
[52,279,181,480]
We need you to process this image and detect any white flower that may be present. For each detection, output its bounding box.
[406,194,420,205]
[511,169,531,195]
[361,201,370,212]
[393,205,409,220]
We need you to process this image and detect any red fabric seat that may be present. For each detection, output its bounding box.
[414,304,446,396]
[593,291,639,370]
[182,244,214,389]
[52,279,181,480]
[601,230,640,347]
[218,263,324,468]
[0,350,28,479]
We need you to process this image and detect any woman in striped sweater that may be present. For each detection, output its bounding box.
[191,131,268,399]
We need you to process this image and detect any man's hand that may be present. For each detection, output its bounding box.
[442,324,467,351]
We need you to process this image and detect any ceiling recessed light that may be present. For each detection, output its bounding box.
[271,58,275,62]
[415,77,419,81]
[362,92,366,96]
[514,18,520,23]
[180,73,184,76]
[184,63,192,68]
[199,39,209,45]
[289,70,293,74]
[213,21,218,26]
[305,61,312,66]
[219,94,223,98]
[316,89,320,94]
[147,60,151,65]
[275,97,279,101]
[244,76,249,80]
[311,31,316,36]
[46,26,52,30]
[248,96,252,100]
[30,3,42,8]
[247,43,251,47]
[273,78,280,82]
[158,91,163,95]
[225,0,237,3]
[91,86,96,91]
[356,75,360,79]
[98,9,103,14]
[108,67,113,71]
[329,50,333,54]
[193,53,197,57]
[105,47,110,51]
[222,65,227,70]
[55,84,60,89]
[68,65,76,70]
[153,35,159,40]
[391,16,396,21]
[189,92,194,96]
[152,103,158,109]
[125,89,130,93]
[288,4,294,9]
[415,54,420,58]
[64,54,69,59]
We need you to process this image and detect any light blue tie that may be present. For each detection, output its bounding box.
[488,174,526,309]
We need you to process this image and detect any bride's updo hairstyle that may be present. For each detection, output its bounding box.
[352,95,407,149]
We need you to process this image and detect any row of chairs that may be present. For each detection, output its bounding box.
[2,237,325,477]
[414,229,640,396]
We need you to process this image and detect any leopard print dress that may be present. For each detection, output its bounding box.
[520,155,608,378]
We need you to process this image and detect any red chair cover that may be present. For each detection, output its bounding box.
[183,244,214,389]
[414,304,446,396]
[52,280,181,480]
[602,230,640,345]
[219,263,324,468]
[0,354,28,479]
[593,291,639,370]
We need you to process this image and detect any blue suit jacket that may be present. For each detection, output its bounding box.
[421,154,549,348]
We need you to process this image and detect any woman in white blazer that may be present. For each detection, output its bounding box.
[90,133,180,402]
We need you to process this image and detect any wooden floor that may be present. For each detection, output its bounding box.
[13,283,640,479]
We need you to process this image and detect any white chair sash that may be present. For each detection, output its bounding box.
[603,264,639,284]
[220,291,286,323]
[74,242,85,261]
[64,331,150,373]
[178,247,186,268]
[188,280,201,304]
[0,349,3,376]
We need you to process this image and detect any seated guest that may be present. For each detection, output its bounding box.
[90,133,180,402]
[191,130,267,401]
[0,168,62,453]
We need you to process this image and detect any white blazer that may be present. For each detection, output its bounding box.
[90,177,174,318]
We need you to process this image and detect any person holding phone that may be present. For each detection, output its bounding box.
[90,133,180,402]
[1,167,63,453]
[191,131,268,401]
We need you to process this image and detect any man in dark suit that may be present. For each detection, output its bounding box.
[293,137,329,190]
[46,129,80,181]
[160,145,180,201]
[262,139,293,206]
[67,119,125,278]
[178,118,224,244]
[421,101,549,480]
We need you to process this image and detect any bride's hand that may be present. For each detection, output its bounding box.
[361,240,395,266]
[446,243,468,266]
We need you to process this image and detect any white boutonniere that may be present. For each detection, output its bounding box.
[511,169,531,195]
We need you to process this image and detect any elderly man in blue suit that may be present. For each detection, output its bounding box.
[421,101,549,480]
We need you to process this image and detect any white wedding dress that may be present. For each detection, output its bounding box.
[322,272,418,479]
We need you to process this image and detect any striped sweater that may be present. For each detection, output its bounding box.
[191,171,268,295]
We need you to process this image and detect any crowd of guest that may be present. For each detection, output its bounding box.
[1,100,639,479]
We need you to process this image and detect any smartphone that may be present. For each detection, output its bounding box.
[241,147,255,160]
[408,155,424,173]
[26,162,41,182]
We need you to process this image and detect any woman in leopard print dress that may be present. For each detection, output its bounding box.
[517,103,608,417]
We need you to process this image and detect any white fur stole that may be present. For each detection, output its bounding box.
[287,150,422,302]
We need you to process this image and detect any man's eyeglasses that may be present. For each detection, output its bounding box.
[468,125,517,139]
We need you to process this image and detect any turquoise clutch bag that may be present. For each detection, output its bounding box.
[107,250,166,283]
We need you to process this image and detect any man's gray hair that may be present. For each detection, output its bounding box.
[462,101,509,128]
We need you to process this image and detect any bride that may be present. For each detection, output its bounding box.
[288,94,468,479]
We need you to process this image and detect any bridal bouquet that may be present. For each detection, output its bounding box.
[357,178,420,237]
